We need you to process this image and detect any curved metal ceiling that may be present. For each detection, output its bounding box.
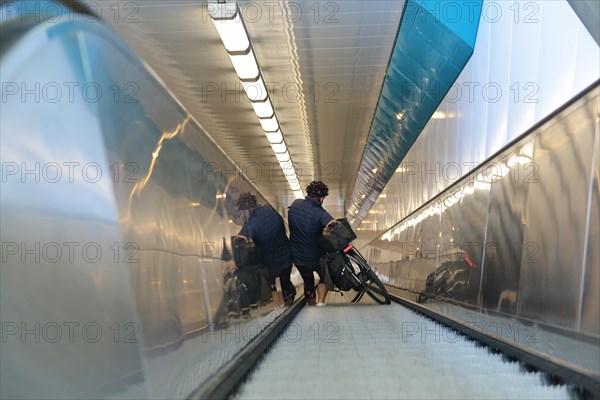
[347,0,483,226]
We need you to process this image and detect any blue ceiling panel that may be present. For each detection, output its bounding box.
[348,0,483,224]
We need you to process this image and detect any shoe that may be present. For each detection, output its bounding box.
[284,297,295,307]
[306,297,316,305]
[241,309,251,319]
[316,303,325,307]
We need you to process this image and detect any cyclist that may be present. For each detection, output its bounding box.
[235,192,296,307]
[288,181,335,306]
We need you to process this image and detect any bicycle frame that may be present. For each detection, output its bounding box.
[336,243,391,304]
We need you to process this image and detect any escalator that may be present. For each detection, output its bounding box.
[190,292,598,399]
[233,301,570,399]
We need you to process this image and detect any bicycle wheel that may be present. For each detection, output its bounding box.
[346,251,391,304]
[340,257,367,302]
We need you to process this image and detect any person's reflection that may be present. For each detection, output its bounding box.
[213,239,240,329]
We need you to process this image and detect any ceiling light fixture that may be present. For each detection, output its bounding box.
[210,1,302,198]
[251,99,274,118]
[242,77,268,102]
[259,115,279,132]
[266,130,284,143]
[270,142,287,153]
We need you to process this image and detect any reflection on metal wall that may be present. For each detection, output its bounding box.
[1,4,287,399]
[364,84,600,358]
[361,0,600,238]
[348,0,483,222]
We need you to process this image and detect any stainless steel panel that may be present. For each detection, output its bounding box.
[1,12,292,399]
[357,0,599,239]
[436,179,490,306]
[516,94,596,329]
[581,121,599,336]
[1,20,144,399]
[369,202,441,293]
[363,85,600,372]
[79,26,287,399]
[481,148,530,315]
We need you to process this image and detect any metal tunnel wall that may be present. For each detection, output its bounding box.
[363,82,600,375]
[356,0,600,244]
[1,4,292,399]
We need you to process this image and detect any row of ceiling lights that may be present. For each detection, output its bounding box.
[209,1,304,199]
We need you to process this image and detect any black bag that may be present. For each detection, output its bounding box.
[255,266,273,304]
[318,218,357,253]
[223,270,240,316]
[237,265,271,308]
[232,236,262,267]
[324,252,355,291]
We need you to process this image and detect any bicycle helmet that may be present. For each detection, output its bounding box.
[235,192,257,210]
[306,181,329,198]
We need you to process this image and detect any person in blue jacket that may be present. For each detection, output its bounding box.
[236,192,296,306]
[288,181,335,306]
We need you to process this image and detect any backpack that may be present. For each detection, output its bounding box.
[324,253,355,291]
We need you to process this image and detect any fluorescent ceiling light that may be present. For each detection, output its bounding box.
[290,183,301,191]
[211,15,249,52]
[208,1,237,19]
[285,174,299,183]
[270,142,287,153]
[279,161,295,175]
[251,99,274,118]
[259,115,279,132]
[266,130,284,143]
[275,151,290,162]
[243,77,268,102]
[229,50,259,80]
[293,190,304,199]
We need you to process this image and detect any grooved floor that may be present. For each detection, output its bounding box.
[234,301,571,399]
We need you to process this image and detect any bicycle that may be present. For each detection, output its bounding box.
[319,219,391,305]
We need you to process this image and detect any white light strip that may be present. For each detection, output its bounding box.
[211,3,301,197]
[275,151,290,162]
[211,15,249,52]
[259,115,279,132]
[279,161,295,176]
[270,142,287,154]
[251,99,274,118]
[229,50,259,80]
[266,130,284,143]
[243,77,268,102]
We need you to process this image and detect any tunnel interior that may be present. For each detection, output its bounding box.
[0,1,599,399]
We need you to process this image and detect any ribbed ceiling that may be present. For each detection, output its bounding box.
[85,0,405,216]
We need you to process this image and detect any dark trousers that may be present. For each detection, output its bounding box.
[296,262,326,299]
[269,265,296,301]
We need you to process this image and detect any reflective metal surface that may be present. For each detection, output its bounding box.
[516,95,596,329]
[436,179,489,306]
[482,148,529,314]
[358,0,600,237]
[581,127,599,336]
[1,14,144,399]
[363,84,600,375]
[348,0,482,223]
[87,0,407,216]
[1,5,295,399]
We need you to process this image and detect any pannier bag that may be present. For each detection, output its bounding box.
[232,236,262,267]
[317,218,357,253]
[321,252,355,291]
